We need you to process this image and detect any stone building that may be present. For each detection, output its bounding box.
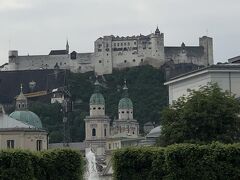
[1,28,213,75]
[84,80,141,155]
[94,28,213,75]
[0,87,47,151]
[84,80,111,156]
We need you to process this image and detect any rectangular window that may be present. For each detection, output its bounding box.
[7,140,14,149]
[36,140,42,151]
[104,128,107,136]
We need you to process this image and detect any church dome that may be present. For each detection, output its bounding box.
[118,81,133,109]
[90,93,105,105]
[9,111,42,129]
[146,126,161,138]
[118,97,133,109]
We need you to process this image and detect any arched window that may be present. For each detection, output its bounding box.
[92,128,96,136]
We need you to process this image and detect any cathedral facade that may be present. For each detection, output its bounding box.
[1,28,213,75]
[84,80,139,156]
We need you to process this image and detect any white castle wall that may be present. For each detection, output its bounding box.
[1,29,213,75]
[3,52,94,73]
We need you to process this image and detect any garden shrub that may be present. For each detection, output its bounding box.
[113,143,240,180]
[0,149,83,180]
[113,147,165,180]
[0,150,35,180]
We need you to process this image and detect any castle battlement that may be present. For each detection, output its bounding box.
[1,28,213,75]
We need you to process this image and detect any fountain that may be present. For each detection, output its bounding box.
[85,149,99,180]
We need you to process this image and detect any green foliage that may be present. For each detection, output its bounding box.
[113,143,240,180]
[0,149,84,180]
[158,83,240,146]
[29,65,167,143]
[29,102,64,143]
[165,143,240,180]
[113,147,166,180]
[0,150,35,180]
[39,149,84,180]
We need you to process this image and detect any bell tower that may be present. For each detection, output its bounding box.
[112,81,139,136]
[84,79,110,157]
[16,84,28,111]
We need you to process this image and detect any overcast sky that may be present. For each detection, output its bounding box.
[0,0,239,65]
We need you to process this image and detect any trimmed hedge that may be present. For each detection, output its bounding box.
[113,143,240,180]
[0,149,84,180]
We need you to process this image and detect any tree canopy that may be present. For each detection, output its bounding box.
[158,83,240,146]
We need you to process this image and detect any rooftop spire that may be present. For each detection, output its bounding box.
[122,80,129,98]
[20,83,23,93]
[155,26,160,35]
[66,39,69,53]
[16,84,28,110]
[94,77,101,93]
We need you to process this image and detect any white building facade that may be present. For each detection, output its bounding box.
[164,64,240,104]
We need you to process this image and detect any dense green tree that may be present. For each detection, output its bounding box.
[158,83,240,146]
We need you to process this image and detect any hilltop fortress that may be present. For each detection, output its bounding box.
[1,28,213,75]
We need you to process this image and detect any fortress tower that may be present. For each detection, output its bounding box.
[199,36,213,66]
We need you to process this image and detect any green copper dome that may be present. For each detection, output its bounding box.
[90,93,105,105]
[9,111,42,129]
[90,79,105,105]
[118,80,133,109]
[118,97,133,109]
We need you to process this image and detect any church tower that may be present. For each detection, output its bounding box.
[16,84,28,110]
[112,81,139,136]
[84,79,110,156]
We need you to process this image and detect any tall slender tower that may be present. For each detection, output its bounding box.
[112,81,139,136]
[84,80,110,156]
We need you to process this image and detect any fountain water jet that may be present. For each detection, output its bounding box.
[85,149,99,180]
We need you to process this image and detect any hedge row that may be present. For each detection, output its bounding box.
[0,149,84,180]
[113,143,240,180]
